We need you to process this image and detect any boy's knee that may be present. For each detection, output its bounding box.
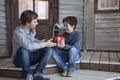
[45,48,53,55]
[18,47,29,57]
[69,47,77,52]
[19,47,28,52]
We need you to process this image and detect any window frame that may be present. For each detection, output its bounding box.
[94,0,120,14]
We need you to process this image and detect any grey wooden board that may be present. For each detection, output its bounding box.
[109,52,120,72]
[90,52,101,63]
[90,52,101,70]
[109,52,120,64]
[81,52,93,63]
[100,52,109,71]
[117,52,120,62]
[80,52,93,70]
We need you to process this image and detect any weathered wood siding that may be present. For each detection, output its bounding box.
[85,0,95,50]
[95,13,120,51]
[0,0,8,57]
[86,0,120,51]
[59,0,84,48]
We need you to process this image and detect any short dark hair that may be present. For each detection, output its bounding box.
[62,16,78,29]
[20,10,38,25]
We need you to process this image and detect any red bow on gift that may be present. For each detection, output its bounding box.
[52,33,65,44]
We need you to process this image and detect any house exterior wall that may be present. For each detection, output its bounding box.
[0,0,8,57]
[94,13,120,51]
[86,0,120,51]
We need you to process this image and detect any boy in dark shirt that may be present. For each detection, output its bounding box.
[52,16,82,77]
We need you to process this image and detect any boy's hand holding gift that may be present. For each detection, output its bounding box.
[45,39,57,47]
[52,33,65,48]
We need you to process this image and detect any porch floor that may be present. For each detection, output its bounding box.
[0,70,120,80]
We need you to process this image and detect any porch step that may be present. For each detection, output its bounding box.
[0,58,80,78]
[80,51,120,73]
[0,51,120,78]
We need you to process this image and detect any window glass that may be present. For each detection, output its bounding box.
[35,1,49,19]
[98,0,119,10]
[19,0,33,18]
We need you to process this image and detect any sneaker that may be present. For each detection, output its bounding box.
[67,70,74,77]
[33,73,50,80]
[44,78,50,80]
[33,73,44,80]
[26,74,33,80]
[61,69,68,77]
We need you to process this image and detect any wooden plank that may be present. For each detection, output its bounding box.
[96,23,120,28]
[80,51,86,69]
[95,18,120,22]
[60,0,83,5]
[60,4,83,10]
[0,12,6,17]
[80,52,94,70]
[86,0,95,49]
[109,52,120,72]
[95,20,120,24]
[95,28,120,32]
[117,52,120,72]
[80,51,87,61]
[95,37,120,41]
[90,52,101,70]
[95,45,120,51]
[117,52,120,62]
[109,52,120,64]
[95,13,120,18]
[0,0,5,5]
[99,52,109,71]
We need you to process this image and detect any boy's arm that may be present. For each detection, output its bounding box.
[63,32,82,50]
[14,31,46,50]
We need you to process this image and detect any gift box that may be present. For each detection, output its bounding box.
[52,33,65,45]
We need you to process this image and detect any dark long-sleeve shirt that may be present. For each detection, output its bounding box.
[63,31,82,51]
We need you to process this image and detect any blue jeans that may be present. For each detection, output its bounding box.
[52,47,81,70]
[13,47,52,77]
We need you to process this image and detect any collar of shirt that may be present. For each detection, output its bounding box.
[22,26,31,34]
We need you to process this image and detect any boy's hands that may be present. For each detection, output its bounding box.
[44,38,65,48]
[45,39,57,47]
[57,41,65,48]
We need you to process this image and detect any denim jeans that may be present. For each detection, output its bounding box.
[52,47,81,70]
[13,47,52,77]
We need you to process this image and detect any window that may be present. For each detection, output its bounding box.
[95,0,120,13]
[19,0,33,18]
[35,0,49,19]
[19,0,49,19]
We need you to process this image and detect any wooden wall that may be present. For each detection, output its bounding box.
[0,0,8,57]
[95,13,120,51]
[86,0,120,51]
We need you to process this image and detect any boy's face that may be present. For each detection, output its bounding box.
[63,21,74,33]
[26,19,38,29]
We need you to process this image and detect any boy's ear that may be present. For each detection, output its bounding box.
[26,22,30,26]
[72,25,75,28]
